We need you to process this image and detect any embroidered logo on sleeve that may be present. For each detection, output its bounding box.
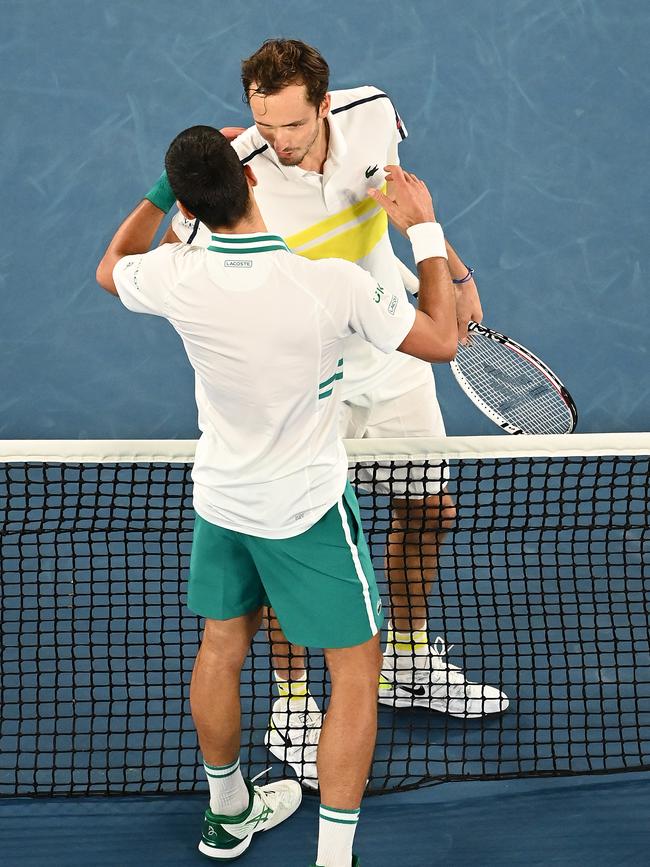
[388,295,398,315]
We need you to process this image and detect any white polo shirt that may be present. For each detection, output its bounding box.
[113,233,415,538]
[172,85,432,401]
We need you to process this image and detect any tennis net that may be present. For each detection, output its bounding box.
[1,434,648,797]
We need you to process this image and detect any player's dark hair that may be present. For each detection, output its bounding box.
[164,125,251,230]
[241,38,329,108]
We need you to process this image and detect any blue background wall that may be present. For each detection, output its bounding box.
[2,0,648,438]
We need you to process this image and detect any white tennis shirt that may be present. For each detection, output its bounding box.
[113,234,415,538]
[172,86,432,401]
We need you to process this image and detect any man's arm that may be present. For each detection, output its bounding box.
[396,243,483,347]
[96,200,167,296]
[159,224,181,246]
[445,240,483,344]
[369,166,457,363]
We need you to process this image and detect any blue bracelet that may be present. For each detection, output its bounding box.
[452,267,475,285]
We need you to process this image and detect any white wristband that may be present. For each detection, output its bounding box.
[406,222,447,264]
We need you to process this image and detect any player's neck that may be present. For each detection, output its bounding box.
[209,200,267,236]
[297,118,330,174]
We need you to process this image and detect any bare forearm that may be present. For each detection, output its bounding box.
[417,257,457,351]
[96,200,166,295]
[445,239,469,281]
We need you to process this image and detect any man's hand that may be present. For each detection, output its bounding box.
[454,277,483,346]
[220,126,246,142]
[367,165,436,235]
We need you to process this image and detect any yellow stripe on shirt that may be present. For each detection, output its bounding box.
[285,190,384,250]
[290,208,388,263]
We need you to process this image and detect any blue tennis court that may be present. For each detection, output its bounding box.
[3,774,650,865]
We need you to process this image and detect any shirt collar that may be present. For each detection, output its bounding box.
[208,233,289,254]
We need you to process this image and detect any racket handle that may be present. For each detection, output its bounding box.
[395,257,419,294]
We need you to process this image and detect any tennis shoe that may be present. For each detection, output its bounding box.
[265,694,321,790]
[378,636,509,718]
[198,775,302,859]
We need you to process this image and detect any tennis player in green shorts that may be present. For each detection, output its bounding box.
[97,125,457,866]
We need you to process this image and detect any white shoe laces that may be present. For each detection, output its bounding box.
[410,637,468,687]
[249,767,294,811]
[432,636,455,660]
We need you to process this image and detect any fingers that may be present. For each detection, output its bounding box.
[219,126,246,141]
[383,165,412,187]
[367,186,399,219]
[457,315,471,346]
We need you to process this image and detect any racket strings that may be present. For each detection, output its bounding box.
[455,337,573,434]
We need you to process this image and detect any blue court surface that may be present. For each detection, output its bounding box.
[2,772,649,866]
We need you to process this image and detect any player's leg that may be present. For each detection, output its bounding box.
[387,491,456,632]
[264,608,322,789]
[362,378,509,718]
[187,514,302,860]
[264,607,322,788]
[191,611,262,768]
[314,634,382,867]
[251,481,383,866]
[267,608,307,682]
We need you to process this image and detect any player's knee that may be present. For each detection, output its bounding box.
[200,620,250,673]
[326,637,383,691]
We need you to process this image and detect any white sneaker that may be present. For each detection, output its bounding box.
[198,774,302,859]
[379,636,510,718]
[265,694,321,790]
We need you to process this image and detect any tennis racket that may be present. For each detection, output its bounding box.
[450,321,578,435]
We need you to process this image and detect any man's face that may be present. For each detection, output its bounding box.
[248,82,329,166]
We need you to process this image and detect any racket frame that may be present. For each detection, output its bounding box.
[449,321,578,435]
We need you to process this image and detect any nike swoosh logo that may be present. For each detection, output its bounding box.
[365,164,379,178]
[395,683,427,697]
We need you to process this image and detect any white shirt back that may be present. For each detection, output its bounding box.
[113,232,414,537]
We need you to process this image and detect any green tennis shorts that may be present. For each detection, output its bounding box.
[188,481,383,649]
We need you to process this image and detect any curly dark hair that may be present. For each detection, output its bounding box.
[241,39,330,108]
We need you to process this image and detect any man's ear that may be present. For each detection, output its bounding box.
[177,201,196,221]
[243,164,258,187]
[318,93,331,120]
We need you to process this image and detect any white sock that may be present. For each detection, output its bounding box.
[204,757,250,817]
[274,669,309,699]
[316,804,360,867]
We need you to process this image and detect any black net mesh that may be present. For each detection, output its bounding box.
[1,445,649,797]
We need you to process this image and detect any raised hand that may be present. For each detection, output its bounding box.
[367,165,436,235]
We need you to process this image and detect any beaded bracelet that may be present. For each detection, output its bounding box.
[452,267,475,285]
